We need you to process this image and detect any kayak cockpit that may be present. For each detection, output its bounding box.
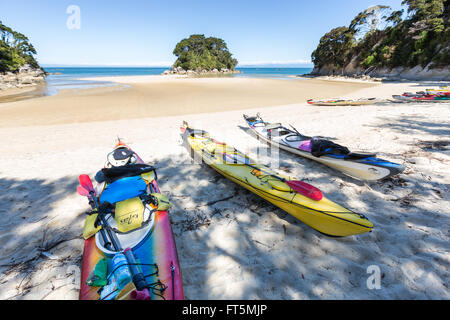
[95,205,155,256]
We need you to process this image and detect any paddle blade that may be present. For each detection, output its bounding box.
[79,174,95,194]
[287,180,323,201]
[77,185,89,197]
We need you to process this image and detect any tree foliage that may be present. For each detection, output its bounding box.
[172,34,238,71]
[311,27,355,72]
[349,5,391,40]
[0,21,39,72]
[311,0,449,73]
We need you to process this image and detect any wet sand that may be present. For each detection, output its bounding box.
[0,84,47,103]
[0,76,376,128]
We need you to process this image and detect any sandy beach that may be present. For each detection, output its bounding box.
[0,76,448,300]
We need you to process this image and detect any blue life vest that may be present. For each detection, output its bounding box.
[100,176,147,204]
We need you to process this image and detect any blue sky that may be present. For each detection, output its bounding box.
[0,0,405,67]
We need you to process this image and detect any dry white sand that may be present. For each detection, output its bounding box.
[0,78,448,300]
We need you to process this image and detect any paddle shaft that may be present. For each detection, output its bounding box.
[86,192,114,251]
[222,152,323,201]
[87,191,148,292]
[289,124,311,140]
[223,153,287,183]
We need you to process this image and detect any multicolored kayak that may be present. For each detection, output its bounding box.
[403,91,450,97]
[243,114,405,181]
[181,122,373,237]
[307,98,379,106]
[392,95,450,102]
[78,141,184,300]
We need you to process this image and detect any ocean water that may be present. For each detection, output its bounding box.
[44,67,169,78]
[42,67,313,95]
[43,67,169,95]
[235,67,313,79]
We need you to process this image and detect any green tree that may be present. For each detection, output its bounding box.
[0,21,40,72]
[403,0,445,33]
[311,27,355,73]
[172,34,238,71]
[311,1,449,73]
[349,5,391,40]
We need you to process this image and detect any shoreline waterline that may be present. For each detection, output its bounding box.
[1,67,314,103]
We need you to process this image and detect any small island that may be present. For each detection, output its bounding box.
[0,21,46,90]
[163,34,240,76]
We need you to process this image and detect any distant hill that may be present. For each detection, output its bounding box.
[310,1,449,80]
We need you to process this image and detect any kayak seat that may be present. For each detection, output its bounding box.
[100,176,147,204]
[344,152,377,160]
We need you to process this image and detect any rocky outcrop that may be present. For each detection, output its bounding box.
[162,66,241,76]
[0,65,47,90]
[310,63,450,81]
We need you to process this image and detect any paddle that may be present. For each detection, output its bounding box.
[289,124,312,140]
[79,174,95,194]
[77,174,150,300]
[221,153,323,201]
[77,185,89,197]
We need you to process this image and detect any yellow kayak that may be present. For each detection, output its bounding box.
[426,87,450,94]
[181,122,373,237]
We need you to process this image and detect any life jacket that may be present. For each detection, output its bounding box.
[310,138,350,157]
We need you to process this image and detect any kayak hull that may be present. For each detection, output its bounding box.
[79,145,184,300]
[212,165,372,236]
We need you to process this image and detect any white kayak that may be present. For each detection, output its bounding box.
[243,114,405,181]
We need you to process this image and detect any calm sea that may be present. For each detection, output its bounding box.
[43,67,313,95]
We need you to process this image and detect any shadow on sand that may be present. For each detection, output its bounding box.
[0,176,85,299]
[154,132,448,299]
[1,127,448,299]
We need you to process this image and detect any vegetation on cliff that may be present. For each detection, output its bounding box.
[312,0,449,74]
[172,34,238,71]
[0,21,40,73]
